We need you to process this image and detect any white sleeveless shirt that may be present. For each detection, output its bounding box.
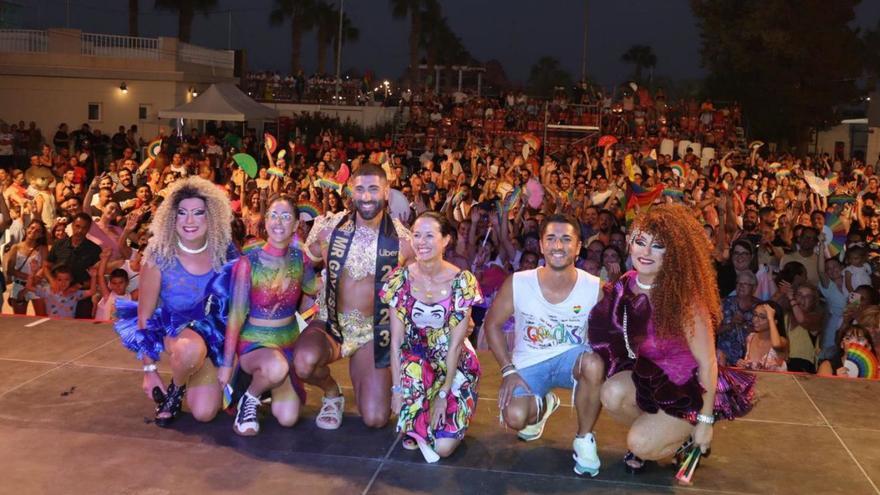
[511,268,600,369]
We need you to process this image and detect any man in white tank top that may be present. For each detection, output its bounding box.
[484,214,605,477]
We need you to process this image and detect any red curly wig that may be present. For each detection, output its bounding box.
[630,203,722,338]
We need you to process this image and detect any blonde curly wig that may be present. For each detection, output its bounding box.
[143,176,233,271]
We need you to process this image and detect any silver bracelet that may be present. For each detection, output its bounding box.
[501,368,519,378]
[696,413,715,425]
[143,363,157,373]
[391,385,403,394]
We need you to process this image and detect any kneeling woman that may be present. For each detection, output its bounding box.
[219,194,318,435]
[589,204,755,476]
[115,177,238,426]
[380,212,482,463]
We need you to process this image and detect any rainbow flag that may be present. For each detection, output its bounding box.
[828,195,856,205]
[663,188,684,199]
[503,186,522,211]
[625,183,665,225]
[267,166,285,178]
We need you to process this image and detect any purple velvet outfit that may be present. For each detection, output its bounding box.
[589,271,755,424]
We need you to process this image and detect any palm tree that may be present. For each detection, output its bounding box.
[420,10,473,91]
[270,0,318,74]
[620,44,657,84]
[154,0,218,43]
[330,11,359,75]
[390,0,429,88]
[129,0,139,37]
[314,1,334,75]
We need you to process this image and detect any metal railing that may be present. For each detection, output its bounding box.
[80,32,160,59]
[0,29,47,53]
[178,41,234,70]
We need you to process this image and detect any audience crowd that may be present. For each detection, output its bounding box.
[1,82,878,380]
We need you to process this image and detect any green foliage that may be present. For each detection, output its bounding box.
[526,56,573,98]
[269,0,319,73]
[620,44,657,83]
[154,0,217,42]
[691,0,864,146]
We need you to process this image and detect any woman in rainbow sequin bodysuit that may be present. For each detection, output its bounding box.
[219,195,318,436]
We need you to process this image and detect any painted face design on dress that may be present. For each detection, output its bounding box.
[411,299,446,330]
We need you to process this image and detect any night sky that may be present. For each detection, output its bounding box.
[16,0,880,87]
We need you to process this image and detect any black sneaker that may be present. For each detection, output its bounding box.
[233,392,260,436]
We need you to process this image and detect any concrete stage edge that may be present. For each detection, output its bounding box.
[0,315,878,495]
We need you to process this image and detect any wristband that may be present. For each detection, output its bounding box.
[696,413,715,425]
[500,363,516,374]
[143,363,157,373]
[391,385,403,394]
[501,368,519,378]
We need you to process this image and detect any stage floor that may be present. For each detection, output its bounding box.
[0,316,878,495]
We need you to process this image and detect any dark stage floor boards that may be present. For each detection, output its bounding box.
[0,315,878,495]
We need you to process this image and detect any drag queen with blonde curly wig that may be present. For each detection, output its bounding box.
[114,177,239,426]
[588,204,755,475]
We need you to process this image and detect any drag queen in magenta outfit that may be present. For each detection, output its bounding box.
[588,204,755,473]
[219,194,318,436]
[115,177,238,426]
[380,212,482,463]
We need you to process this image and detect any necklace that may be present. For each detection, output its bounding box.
[635,276,655,291]
[410,266,450,299]
[177,239,208,254]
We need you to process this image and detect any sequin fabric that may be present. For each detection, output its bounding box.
[338,308,373,357]
[228,245,317,321]
[345,225,379,280]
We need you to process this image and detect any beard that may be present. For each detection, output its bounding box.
[354,198,386,220]
[743,221,757,232]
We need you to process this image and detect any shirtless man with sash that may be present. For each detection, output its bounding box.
[295,163,413,429]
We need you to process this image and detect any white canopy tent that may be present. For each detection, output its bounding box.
[159,82,278,122]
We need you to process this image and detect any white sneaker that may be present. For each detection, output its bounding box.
[234,392,261,436]
[517,392,560,442]
[573,433,601,477]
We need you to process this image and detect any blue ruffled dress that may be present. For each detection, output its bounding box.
[114,246,239,367]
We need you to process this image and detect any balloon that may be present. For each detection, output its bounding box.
[233,153,258,178]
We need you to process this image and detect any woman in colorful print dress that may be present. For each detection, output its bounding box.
[380,211,483,463]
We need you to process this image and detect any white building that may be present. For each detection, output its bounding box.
[0,28,236,140]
